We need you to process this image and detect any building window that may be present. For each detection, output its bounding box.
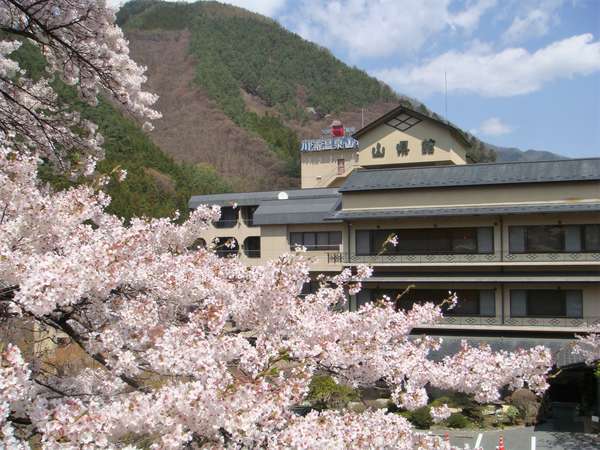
[357,288,495,316]
[290,231,342,251]
[510,290,583,318]
[584,225,600,251]
[422,139,435,155]
[242,236,261,258]
[337,159,345,175]
[355,227,493,255]
[300,279,320,297]
[214,206,238,228]
[241,205,258,227]
[396,140,409,156]
[215,237,238,257]
[509,224,600,253]
[188,238,206,251]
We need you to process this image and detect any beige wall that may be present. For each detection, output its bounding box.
[357,119,468,168]
[299,117,469,188]
[196,213,345,271]
[300,149,359,189]
[342,182,600,211]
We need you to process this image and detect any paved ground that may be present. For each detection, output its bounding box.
[429,425,600,449]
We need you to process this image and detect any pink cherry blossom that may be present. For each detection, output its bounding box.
[0,2,554,448]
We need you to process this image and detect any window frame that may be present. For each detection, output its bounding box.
[508,224,599,254]
[214,206,238,229]
[366,288,495,317]
[510,289,583,318]
[355,227,494,256]
[289,231,342,251]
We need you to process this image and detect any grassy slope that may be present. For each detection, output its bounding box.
[9,37,231,221]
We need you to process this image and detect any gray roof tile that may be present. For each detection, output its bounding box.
[188,187,339,209]
[329,202,600,220]
[253,197,341,225]
[339,158,600,192]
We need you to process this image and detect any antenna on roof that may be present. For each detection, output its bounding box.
[444,71,448,121]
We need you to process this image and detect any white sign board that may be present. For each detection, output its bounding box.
[300,136,359,152]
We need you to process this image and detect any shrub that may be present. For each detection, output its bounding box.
[446,413,470,429]
[401,406,433,429]
[507,389,540,425]
[430,392,472,409]
[505,405,520,425]
[307,375,359,410]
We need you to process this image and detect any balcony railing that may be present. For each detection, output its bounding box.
[328,252,600,264]
[505,252,600,262]
[431,316,600,329]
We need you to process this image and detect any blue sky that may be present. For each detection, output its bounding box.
[114,1,600,158]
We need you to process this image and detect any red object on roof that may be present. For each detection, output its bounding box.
[331,120,344,137]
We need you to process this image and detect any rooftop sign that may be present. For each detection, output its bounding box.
[300,136,359,152]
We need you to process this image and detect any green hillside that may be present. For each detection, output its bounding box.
[9,37,231,221]
[117,0,496,166]
[117,0,405,175]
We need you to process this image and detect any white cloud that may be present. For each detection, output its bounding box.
[375,33,600,97]
[449,0,497,32]
[281,0,496,59]
[502,0,564,44]
[476,117,513,136]
[222,0,287,16]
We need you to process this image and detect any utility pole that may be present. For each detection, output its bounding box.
[361,108,364,127]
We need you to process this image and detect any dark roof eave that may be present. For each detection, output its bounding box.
[352,104,472,148]
[327,202,600,220]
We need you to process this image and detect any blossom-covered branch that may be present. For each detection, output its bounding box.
[0,2,553,448]
[0,0,159,170]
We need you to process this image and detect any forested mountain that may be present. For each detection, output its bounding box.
[13,0,560,217]
[116,0,506,192]
[491,147,567,162]
[8,36,231,221]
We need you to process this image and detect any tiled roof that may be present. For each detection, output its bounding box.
[188,187,338,208]
[339,158,600,192]
[253,196,341,225]
[329,202,600,220]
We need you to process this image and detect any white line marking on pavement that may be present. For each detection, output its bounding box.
[474,433,483,449]
[531,435,536,450]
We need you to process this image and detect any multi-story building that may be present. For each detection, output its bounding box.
[189,105,600,365]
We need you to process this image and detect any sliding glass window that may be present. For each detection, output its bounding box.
[510,290,583,318]
[290,231,342,251]
[509,224,600,253]
[355,227,493,255]
[357,288,496,316]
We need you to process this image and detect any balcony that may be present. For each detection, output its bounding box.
[327,252,600,265]
[428,315,600,330]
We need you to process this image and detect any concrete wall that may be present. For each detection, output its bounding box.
[300,149,359,189]
[195,212,345,271]
[342,182,600,211]
[357,119,468,168]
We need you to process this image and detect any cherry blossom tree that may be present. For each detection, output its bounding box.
[0,1,553,448]
[574,325,600,370]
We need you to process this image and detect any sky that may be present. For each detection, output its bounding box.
[112,0,600,158]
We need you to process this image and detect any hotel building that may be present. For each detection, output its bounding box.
[189,105,600,360]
